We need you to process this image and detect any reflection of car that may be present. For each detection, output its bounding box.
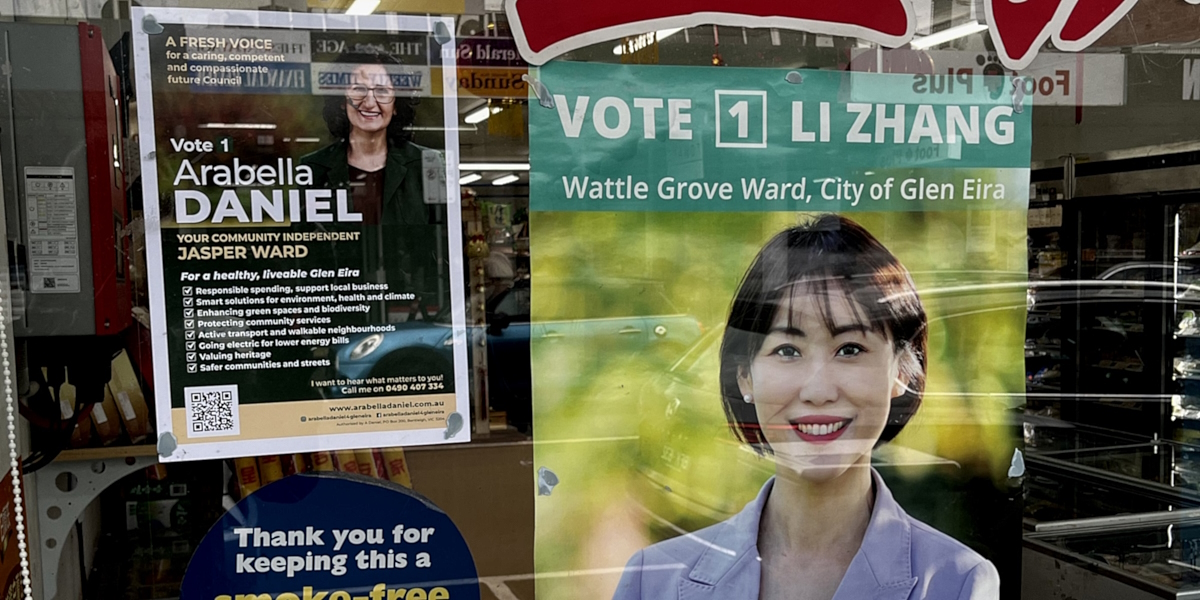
[332,321,457,390]
[487,279,705,430]
[887,264,1200,320]
[1028,262,1200,309]
[327,279,705,432]
[633,329,757,528]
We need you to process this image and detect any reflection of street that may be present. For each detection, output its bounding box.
[322,279,704,433]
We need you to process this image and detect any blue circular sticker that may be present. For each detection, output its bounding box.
[182,472,479,600]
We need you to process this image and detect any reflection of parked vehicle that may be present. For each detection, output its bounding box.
[1028,262,1200,309]
[328,279,705,432]
[487,280,704,430]
[887,264,1200,321]
[332,320,457,388]
[634,329,751,527]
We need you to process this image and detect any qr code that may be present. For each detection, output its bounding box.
[42,277,55,289]
[184,384,240,438]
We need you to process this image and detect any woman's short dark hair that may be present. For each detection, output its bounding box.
[321,51,417,147]
[718,214,928,452]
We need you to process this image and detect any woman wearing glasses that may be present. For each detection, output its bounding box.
[302,54,440,324]
[303,53,423,226]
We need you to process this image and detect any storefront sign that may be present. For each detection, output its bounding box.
[181,473,479,600]
[132,8,469,462]
[432,37,527,99]
[850,50,1127,106]
[432,67,526,99]
[528,63,1029,597]
[507,0,1140,70]
[311,62,432,97]
[311,32,429,65]
[452,37,524,67]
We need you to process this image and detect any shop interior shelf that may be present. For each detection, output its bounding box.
[1090,363,1145,372]
[52,444,159,463]
[1028,383,1063,392]
[1027,312,1061,320]
[1088,325,1145,335]
[1026,352,1069,360]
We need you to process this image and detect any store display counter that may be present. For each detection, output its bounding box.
[1030,441,1200,502]
[1024,437,1200,598]
[1023,418,1142,454]
[1025,518,1200,599]
[1024,471,1197,531]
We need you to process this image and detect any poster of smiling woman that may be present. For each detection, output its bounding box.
[132,8,469,461]
[529,63,1029,599]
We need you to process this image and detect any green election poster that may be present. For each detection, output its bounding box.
[529,63,1030,599]
[133,8,469,461]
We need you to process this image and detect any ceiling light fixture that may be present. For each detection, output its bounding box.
[613,28,683,55]
[460,162,530,171]
[344,0,380,15]
[492,174,520,186]
[464,105,503,125]
[198,123,277,130]
[909,21,989,50]
[460,173,482,185]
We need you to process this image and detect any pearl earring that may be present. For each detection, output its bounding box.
[743,394,753,404]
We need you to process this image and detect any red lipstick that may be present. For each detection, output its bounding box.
[789,416,852,444]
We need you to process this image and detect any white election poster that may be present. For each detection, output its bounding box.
[132,8,469,461]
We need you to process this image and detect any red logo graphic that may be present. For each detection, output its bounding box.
[506,0,1138,70]
[986,0,1139,69]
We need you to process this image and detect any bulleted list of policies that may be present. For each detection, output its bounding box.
[173,268,415,375]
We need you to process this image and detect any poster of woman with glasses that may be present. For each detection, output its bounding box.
[133,10,469,460]
[303,53,444,326]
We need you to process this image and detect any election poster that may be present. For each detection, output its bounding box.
[529,63,1030,598]
[132,8,469,462]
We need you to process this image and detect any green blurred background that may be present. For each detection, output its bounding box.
[531,209,1027,598]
